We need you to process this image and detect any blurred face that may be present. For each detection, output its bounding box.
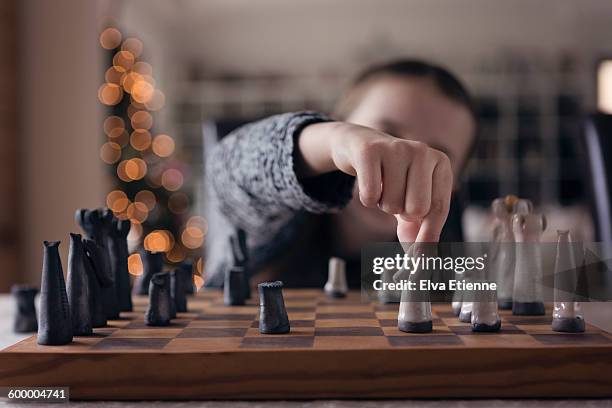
[341,75,476,239]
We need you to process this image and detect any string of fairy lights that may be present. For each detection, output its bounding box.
[98,26,204,290]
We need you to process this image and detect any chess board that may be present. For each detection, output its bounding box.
[1,289,612,400]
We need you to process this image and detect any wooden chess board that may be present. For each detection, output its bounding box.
[1,289,612,400]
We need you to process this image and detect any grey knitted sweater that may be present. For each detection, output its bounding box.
[204,112,356,287]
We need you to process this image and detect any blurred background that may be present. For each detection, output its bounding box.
[1,0,612,292]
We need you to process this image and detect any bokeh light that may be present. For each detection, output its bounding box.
[187,216,209,235]
[127,253,143,276]
[135,189,156,210]
[152,134,175,157]
[161,168,183,191]
[131,111,153,130]
[126,201,149,224]
[105,66,125,85]
[131,80,154,103]
[99,27,122,50]
[113,50,135,72]
[181,226,204,249]
[124,158,147,180]
[144,230,174,252]
[99,142,122,164]
[121,38,143,58]
[106,190,129,213]
[132,61,153,76]
[98,83,123,105]
[130,129,152,151]
[103,115,125,138]
[196,257,204,275]
[121,72,144,94]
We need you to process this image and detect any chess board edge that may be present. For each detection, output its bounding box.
[2,340,612,398]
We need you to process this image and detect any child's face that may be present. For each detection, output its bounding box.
[342,76,476,238]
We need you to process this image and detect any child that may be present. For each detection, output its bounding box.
[205,59,477,288]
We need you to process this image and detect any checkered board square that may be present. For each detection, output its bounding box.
[3,289,611,352]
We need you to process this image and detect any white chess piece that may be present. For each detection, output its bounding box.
[397,244,433,333]
[458,301,473,323]
[512,213,546,315]
[324,257,348,298]
[471,287,501,332]
[552,230,585,332]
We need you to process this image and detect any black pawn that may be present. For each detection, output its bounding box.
[163,273,176,319]
[179,261,195,295]
[67,233,93,336]
[258,281,290,334]
[83,239,110,328]
[98,209,120,319]
[224,267,247,306]
[145,272,172,326]
[38,241,73,345]
[171,269,187,313]
[230,229,251,299]
[109,218,132,312]
[133,250,163,295]
[11,285,38,333]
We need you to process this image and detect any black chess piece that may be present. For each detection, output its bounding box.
[11,285,38,333]
[66,233,93,336]
[258,281,290,334]
[83,239,111,328]
[38,241,73,345]
[108,218,132,312]
[98,209,121,319]
[75,208,120,319]
[162,272,176,319]
[179,261,195,295]
[133,250,163,295]
[230,229,251,299]
[170,269,187,313]
[145,272,172,326]
[224,266,247,306]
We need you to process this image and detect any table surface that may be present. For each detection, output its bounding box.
[1,294,611,407]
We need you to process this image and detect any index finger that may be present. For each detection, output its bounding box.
[416,154,453,243]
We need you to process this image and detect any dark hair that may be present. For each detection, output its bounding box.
[333,59,477,122]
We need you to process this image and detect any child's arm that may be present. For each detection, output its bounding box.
[297,121,453,243]
[207,112,355,242]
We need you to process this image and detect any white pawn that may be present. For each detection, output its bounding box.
[396,244,433,333]
[458,301,473,323]
[325,257,348,298]
[552,230,585,333]
[471,287,501,332]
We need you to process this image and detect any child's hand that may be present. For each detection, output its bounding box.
[298,122,453,243]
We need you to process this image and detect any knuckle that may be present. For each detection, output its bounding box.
[429,199,450,216]
[409,141,428,156]
[356,140,382,161]
[405,200,430,218]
